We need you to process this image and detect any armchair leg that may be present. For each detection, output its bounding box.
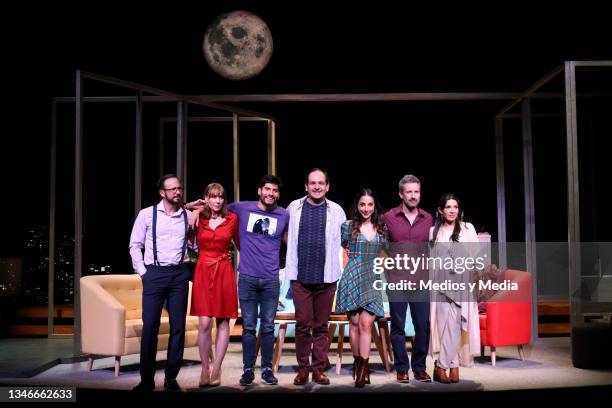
[327,323,337,348]
[114,356,121,377]
[272,323,287,373]
[381,321,393,363]
[517,344,525,361]
[481,345,485,357]
[373,321,391,372]
[87,355,94,372]
[491,347,496,366]
[336,325,345,375]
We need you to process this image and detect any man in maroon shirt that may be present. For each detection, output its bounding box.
[383,174,433,383]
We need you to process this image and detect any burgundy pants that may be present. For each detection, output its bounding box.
[291,281,336,370]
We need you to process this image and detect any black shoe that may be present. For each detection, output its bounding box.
[163,378,182,391]
[239,368,255,386]
[261,368,278,385]
[133,381,154,392]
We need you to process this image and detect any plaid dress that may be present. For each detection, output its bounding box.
[335,221,386,317]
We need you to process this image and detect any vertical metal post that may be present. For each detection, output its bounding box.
[158,118,165,178]
[495,116,507,269]
[74,71,83,355]
[177,102,187,195]
[135,91,143,216]
[522,98,538,342]
[267,120,276,175]
[48,100,57,338]
[233,113,240,202]
[565,61,581,328]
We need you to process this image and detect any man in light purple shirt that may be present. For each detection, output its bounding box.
[129,174,193,392]
[228,175,289,386]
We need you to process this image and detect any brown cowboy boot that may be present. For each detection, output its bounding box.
[355,357,368,388]
[449,367,459,383]
[352,355,359,380]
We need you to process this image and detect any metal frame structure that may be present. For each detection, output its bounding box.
[495,61,612,341]
[157,116,274,201]
[49,71,274,353]
[49,62,610,355]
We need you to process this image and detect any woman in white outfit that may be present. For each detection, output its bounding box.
[428,194,481,384]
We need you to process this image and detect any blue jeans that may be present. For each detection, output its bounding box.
[389,300,430,373]
[238,274,280,370]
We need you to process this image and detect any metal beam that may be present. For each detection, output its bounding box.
[74,70,83,355]
[497,64,565,117]
[48,100,57,338]
[176,102,187,193]
[233,113,240,202]
[159,116,268,123]
[494,116,507,269]
[78,71,275,120]
[53,91,612,105]
[522,98,538,342]
[565,61,581,327]
[572,60,612,67]
[135,91,143,216]
[268,120,276,175]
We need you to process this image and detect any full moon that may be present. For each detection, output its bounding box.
[203,11,273,80]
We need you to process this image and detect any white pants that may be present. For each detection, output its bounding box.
[436,300,462,369]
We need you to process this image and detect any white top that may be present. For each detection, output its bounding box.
[431,222,479,243]
[128,200,193,276]
[428,221,481,365]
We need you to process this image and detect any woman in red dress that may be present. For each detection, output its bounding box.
[190,183,238,387]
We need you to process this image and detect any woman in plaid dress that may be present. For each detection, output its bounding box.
[335,188,387,387]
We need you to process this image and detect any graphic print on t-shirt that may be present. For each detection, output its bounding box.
[246,212,278,236]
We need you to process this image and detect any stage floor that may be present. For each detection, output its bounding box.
[1,337,611,393]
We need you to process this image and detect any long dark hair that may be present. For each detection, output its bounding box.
[349,188,385,238]
[431,193,462,243]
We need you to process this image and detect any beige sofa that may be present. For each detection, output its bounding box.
[80,274,199,376]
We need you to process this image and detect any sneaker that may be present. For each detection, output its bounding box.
[239,368,255,386]
[261,368,278,385]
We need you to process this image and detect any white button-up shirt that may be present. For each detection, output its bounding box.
[285,196,346,283]
[129,200,193,276]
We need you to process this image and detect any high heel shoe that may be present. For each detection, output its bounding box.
[433,361,450,384]
[199,367,210,387]
[209,368,221,387]
[352,355,359,380]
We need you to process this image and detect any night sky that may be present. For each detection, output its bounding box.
[2,3,611,273]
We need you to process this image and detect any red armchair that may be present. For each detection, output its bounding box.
[479,269,532,366]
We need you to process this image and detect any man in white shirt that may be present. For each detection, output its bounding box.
[285,168,346,385]
[129,174,193,391]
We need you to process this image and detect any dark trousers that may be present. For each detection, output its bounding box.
[238,274,280,370]
[140,264,190,383]
[292,281,336,371]
[389,300,430,373]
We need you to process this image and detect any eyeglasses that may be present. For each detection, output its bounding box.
[163,187,183,192]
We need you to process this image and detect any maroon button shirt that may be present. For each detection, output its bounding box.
[383,205,433,243]
[383,205,434,284]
